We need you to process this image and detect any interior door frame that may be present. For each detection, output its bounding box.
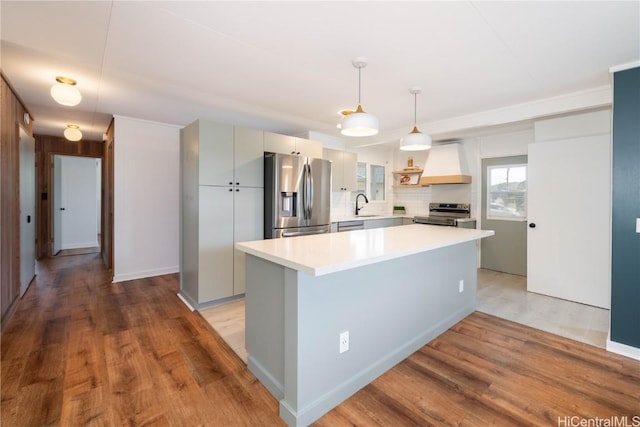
[47,152,103,257]
[18,124,36,296]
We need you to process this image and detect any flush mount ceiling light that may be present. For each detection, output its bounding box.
[64,124,82,141]
[341,58,378,137]
[51,76,82,106]
[400,86,431,151]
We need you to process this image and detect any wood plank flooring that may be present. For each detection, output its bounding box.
[200,299,248,363]
[1,254,283,426]
[2,254,638,426]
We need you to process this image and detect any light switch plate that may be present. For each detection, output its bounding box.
[636,218,640,234]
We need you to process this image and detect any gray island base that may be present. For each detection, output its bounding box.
[236,225,494,426]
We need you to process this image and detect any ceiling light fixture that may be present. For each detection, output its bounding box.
[64,124,82,141]
[51,76,82,106]
[341,58,378,137]
[400,86,431,151]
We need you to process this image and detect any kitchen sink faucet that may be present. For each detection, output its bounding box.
[355,193,369,215]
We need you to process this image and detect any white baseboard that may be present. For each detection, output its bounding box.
[606,331,640,360]
[112,266,179,283]
[61,241,99,250]
[177,292,195,311]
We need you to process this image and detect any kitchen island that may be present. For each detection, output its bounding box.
[235,224,494,426]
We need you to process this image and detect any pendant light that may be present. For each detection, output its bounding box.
[400,87,431,151]
[64,124,82,141]
[341,58,378,137]
[51,76,82,106]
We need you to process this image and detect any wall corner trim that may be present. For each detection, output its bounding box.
[606,332,640,361]
[609,61,640,73]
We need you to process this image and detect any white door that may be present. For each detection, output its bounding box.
[52,155,63,255]
[60,156,99,249]
[19,128,36,295]
[527,135,611,308]
[481,156,528,276]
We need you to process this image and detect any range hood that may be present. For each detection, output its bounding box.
[419,142,472,186]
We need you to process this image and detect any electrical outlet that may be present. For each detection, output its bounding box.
[459,279,464,293]
[339,331,349,354]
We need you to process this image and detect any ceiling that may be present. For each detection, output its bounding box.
[1,1,638,146]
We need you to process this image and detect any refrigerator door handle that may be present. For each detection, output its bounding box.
[307,164,314,218]
[302,162,309,220]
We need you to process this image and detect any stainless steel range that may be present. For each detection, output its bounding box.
[414,203,476,228]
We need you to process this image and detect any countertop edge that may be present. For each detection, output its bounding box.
[236,228,494,277]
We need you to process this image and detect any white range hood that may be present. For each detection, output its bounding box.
[419,142,472,185]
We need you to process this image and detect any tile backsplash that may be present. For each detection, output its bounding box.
[330,184,474,219]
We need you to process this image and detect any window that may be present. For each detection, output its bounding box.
[356,161,385,201]
[370,164,385,201]
[487,164,527,220]
[357,162,367,194]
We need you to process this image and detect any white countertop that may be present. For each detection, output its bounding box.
[235,224,494,276]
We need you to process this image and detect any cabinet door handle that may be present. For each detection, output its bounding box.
[229,188,233,192]
[236,189,239,192]
[229,182,233,185]
[529,223,536,228]
[236,182,240,186]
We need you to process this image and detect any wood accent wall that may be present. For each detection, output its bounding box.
[34,135,104,259]
[1,73,34,327]
[102,119,114,273]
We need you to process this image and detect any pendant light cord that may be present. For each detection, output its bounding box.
[358,66,362,105]
[414,92,417,125]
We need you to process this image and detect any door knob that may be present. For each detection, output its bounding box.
[60,207,66,211]
[529,223,536,228]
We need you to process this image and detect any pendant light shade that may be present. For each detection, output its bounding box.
[341,105,379,137]
[341,58,378,137]
[51,76,82,106]
[64,124,82,141]
[400,87,431,151]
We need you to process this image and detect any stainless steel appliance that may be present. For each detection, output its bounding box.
[414,203,476,228]
[264,152,332,238]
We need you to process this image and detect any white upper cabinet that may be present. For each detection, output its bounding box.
[264,131,323,159]
[295,137,323,158]
[264,132,295,156]
[199,121,234,186]
[194,121,264,187]
[234,127,264,188]
[324,148,357,192]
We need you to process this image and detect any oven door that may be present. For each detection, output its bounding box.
[413,216,456,226]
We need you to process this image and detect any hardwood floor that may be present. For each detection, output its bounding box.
[1,253,283,426]
[2,254,638,426]
[200,299,248,363]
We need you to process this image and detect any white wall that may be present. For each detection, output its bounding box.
[113,116,181,282]
[60,155,99,249]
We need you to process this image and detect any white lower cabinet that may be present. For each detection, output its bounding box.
[197,185,263,303]
[363,218,403,229]
[233,187,263,295]
[199,186,234,302]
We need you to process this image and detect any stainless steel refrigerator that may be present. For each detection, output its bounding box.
[264,152,332,238]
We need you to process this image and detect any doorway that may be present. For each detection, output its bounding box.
[480,155,528,276]
[51,155,102,256]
